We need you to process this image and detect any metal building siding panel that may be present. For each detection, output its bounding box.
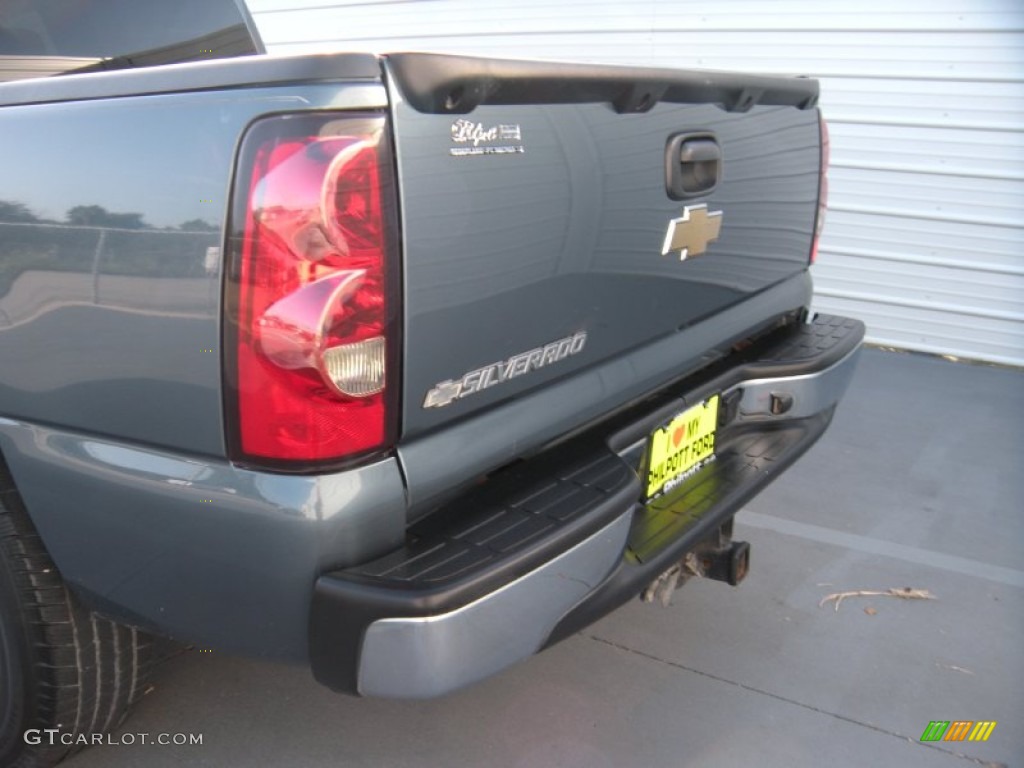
[248,0,1024,365]
[829,167,1023,226]
[811,296,1024,366]
[822,79,1024,130]
[817,253,1024,317]
[829,123,1024,184]
[823,209,1024,276]
[247,0,1024,33]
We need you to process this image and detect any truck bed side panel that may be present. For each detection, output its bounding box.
[0,81,385,457]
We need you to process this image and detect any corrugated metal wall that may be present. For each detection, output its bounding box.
[248,0,1024,366]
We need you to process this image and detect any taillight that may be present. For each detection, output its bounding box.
[224,113,398,465]
[810,114,830,264]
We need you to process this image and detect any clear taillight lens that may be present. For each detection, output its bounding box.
[810,115,830,264]
[224,113,397,465]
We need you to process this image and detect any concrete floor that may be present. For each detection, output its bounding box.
[67,349,1023,768]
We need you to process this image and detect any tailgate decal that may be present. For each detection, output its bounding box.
[423,331,587,408]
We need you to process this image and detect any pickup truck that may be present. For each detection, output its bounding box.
[0,1,863,765]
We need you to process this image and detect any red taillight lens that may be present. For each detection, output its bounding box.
[810,115,830,264]
[225,114,397,465]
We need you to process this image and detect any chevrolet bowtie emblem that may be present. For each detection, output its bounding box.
[661,204,723,260]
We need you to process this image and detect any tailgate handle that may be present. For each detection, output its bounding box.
[666,134,721,199]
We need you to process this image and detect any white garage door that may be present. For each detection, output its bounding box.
[248,0,1024,366]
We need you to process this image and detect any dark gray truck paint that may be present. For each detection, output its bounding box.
[392,95,821,438]
[0,72,389,657]
[0,51,832,664]
[0,78,385,457]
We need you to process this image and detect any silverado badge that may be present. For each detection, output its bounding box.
[661,204,723,260]
[424,331,587,408]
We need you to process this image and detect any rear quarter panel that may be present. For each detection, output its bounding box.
[0,82,383,456]
[0,75,401,657]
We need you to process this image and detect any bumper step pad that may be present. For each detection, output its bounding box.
[343,448,638,595]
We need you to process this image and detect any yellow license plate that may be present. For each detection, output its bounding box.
[645,394,720,500]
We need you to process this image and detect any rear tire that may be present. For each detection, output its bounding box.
[0,459,159,767]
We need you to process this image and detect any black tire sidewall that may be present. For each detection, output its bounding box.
[0,543,34,765]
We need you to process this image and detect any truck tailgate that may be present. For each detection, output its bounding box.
[383,54,822,437]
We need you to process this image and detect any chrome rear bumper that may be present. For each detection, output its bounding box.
[358,512,633,697]
[311,315,864,698]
